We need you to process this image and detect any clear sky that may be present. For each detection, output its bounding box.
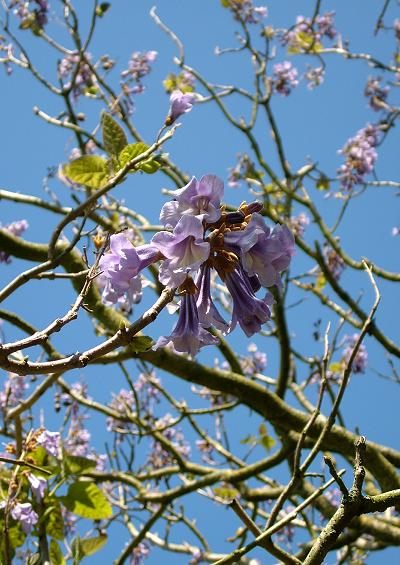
[1,1,400,563]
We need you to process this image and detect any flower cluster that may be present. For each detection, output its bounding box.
[342,334,368,374]
[99,175,294,355]
[337,124,379,190]
[282,11,336,51]
[0,501,38,533]
[120,50,157,113]
[37,429,61,458]
[323,245,345,281]
[289,212,310,237]
[364,77,390,111]
[0,219,29,263]
[272,61,299,96]
[0,373,28,409]
[11,0,49,32]
[147,413,191,469]
[58,53,97,101]
[305,66,325,90]
[0,36,13,76]
[222,0,267,24]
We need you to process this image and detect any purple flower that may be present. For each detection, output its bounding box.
[272,61,299,96]
[58,53,97,101]
[342,334,368,374]
[195,264,228,332]
[147,413,191,468]
[0,373,28,408]
[0,220,29,264]
[337,124,379,190]
[225,267,274,337]
[166,89,195,125]
[226,0,268,24]
[152,215,210,288]
[323,246,345,281]
[11,502,38,534]
[225,213,295,288]
[129,541,150,565]
[281,12,336,49]
[37,430,60,458]
[27,474,47,502]
[290,212,310,237]
[99,233,160,306]
[160,175,224,228]
[154,291,218,355]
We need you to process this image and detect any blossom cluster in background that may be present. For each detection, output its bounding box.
[337,124,379,191]
[11,0,49,32]
[120,50,157,113]
[99,175,294,355]
[0,219,28,263]
[58,53,98,101]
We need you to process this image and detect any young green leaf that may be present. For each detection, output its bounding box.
[64,454,98,476]
[61,481,112,520]
[130,335,154,353]
[119,143,161,174]
[63,156,109,189]
[102,112,128,157]
[49,539,66,565]
[80,535,108,556]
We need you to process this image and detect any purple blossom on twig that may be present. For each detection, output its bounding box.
[166,89,195,125]
[342,334,368,374]
[337,124,379,190]
[364,77,390,111]
[37,430,61,458]
[272,61,299,96]
[27,474,47,502]
[10,502,38,534]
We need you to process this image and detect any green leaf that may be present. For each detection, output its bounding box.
[329,362,343,374]
[49,540,66,565]
[64,454,98,476]
[45,498,64,540]
[95,2,111,17]
[9,525,26,549]
[316,273,326,289]
[63,156,109,189]
[71,537,85,565]
[130,335,154,353]
[102,112,128,158]
[119,143,161,174]
[214,485,240,499]
[316,175,330,191]
[80,535,108,556]
[61,481,112,520]
[260,435,276,452]
[240,434,257,445]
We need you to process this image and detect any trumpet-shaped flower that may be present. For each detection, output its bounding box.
[152,215,210,287]
[154,291,218,355]
[160,175,224,228]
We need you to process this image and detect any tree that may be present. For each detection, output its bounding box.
[0,0,399,563]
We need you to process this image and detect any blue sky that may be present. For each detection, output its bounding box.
[1,1,400,563]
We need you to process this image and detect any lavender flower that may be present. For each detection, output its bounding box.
[120,50,157,114]
[154,291,218,355]
[152,215,210,288]
[99,232,160,306]
[58,53,97,101]
[323,246,345,281]
[392,227,400,237]
[195,264,228,332]
[224,213,295,288]
[37,430,60,458]
[27,474,47,502]
[160,175,224,229]
[12,0,49,31]
[0,373,28,408]
[129,541,150,565]
[342,334,368,374]
[107,388,135,436]
[225,0,268,24]
[225,267,274,337]
[290,212,310,237]
[364,77,390,111]
[282,12,336,50]
[337,124,379,190]
[11,502,38,534]
[147,413,191,469]
[272,61,299,96]
[0,220,29,263]
[166,89,195,125]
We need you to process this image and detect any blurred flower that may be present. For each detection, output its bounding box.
[337,124,379,190]
[129,541,150,564]
[58,53,97,101]
[290,212,310,237]
[342,334,368,374]
[0,373,28,408]
[305,66,325,90]
[120,50,157,114]
[147,413,190,469]
[11,502,38,534]
[37,430,60,458]
[281,12,336,50]
[225,0,268,24]
[272,61,299,96]
[323,246,345,281]
[0,220,29,264]
[364,76,390,111]
[27,474,47,502]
